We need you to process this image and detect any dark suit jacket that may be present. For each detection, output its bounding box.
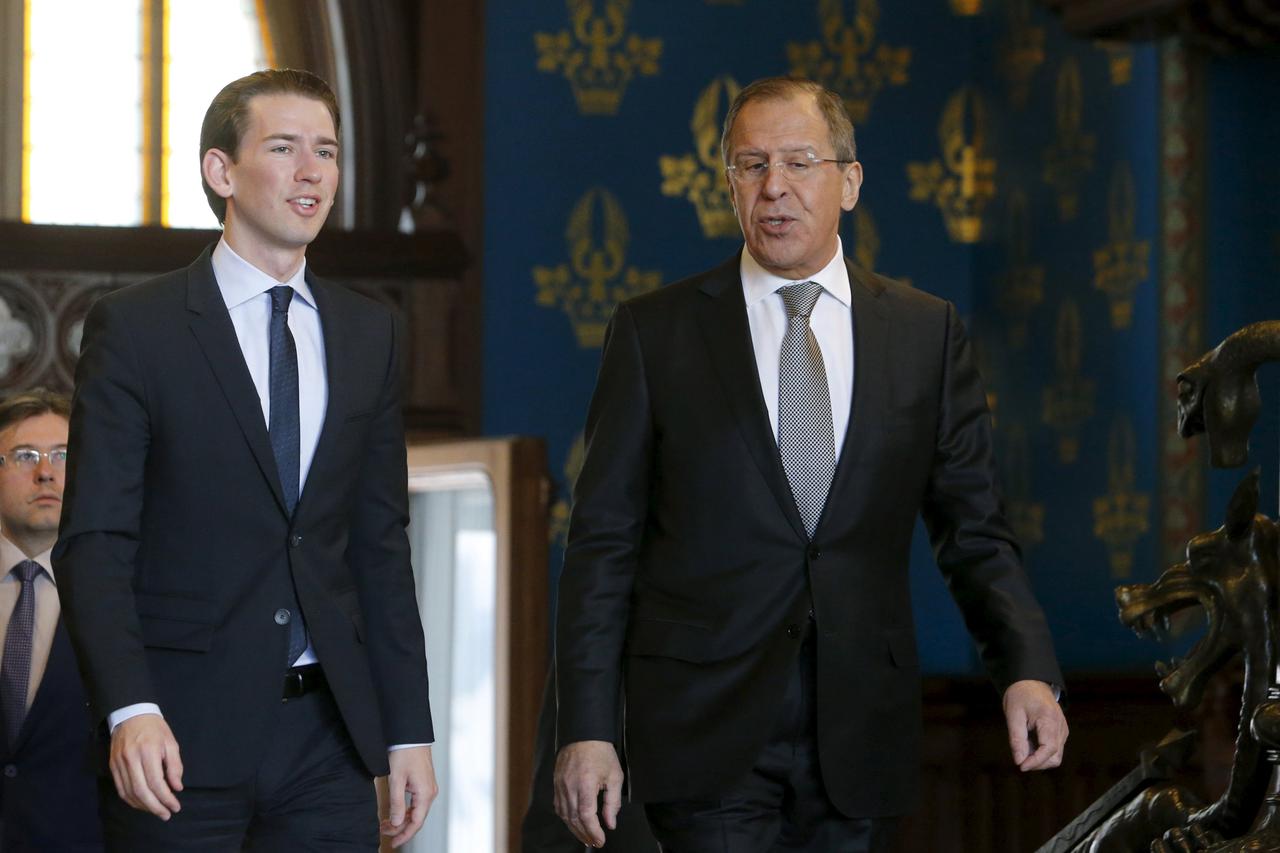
[53,246,432,786]
[556,254,1062,817]
[0,619,103,852]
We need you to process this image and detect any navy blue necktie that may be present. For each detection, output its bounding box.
[268,286,307,664]
[1,560,42,747]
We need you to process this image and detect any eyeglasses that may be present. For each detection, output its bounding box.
[726,150,855,184]
[0,449,68,469]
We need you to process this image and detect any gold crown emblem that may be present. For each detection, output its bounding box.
[1097,40,1133,86]
[1000,0,1044,108]
[549,432,586,548]
[534,0,662,116]
[1093,416,1150,578]
[1093,162,1150,329]
[659,75,741,239]
[533,187,662,348]
[1043,58,1096,221]
[907,87,996,244]
[998,189,1044,348]
[1041,298,1095,463]
[786,0,911,125]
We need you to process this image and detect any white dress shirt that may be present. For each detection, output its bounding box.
[0,537,57,713]
[742,237,855,459]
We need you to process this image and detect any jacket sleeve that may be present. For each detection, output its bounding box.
[346,306,434,746]
[920,302,1063,693]
[556,302,653,747]
[53,295,156,722]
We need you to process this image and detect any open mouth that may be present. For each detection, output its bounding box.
[1118,580,1217,705]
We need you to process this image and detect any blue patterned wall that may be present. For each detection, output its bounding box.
[481,0,1164,674]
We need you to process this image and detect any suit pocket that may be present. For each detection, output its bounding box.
[344,408,375,423]
[625,617,713,663]
[886,628,918,668]
[135,593,216,652]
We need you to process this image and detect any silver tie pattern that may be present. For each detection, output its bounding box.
[1,560,41,747]
[777,281,836,538]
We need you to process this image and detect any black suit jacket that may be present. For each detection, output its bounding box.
[0,619,102,852]
[556,254,1062,817]
[53,247,432,786]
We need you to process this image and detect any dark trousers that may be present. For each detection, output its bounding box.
[99,683,377,852]
[645,631,899,853]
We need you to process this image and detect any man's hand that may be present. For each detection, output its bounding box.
[553,740,624,848]
[381,745,438,848]
[109,713,184,819]
[1003,679,1068,771]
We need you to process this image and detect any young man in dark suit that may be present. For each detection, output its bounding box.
[554,77,1068,852]
[55,69,436,851]
[0,389,101,852]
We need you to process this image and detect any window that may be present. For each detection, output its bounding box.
[21,0,271,228]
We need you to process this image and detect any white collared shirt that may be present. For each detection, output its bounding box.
[741,237,855,461]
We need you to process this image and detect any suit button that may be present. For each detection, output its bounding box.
[808,547,821,561]
[3,764,16,778]
[289,534,303,547]
[786,624,800,639]
[274,608,291,625]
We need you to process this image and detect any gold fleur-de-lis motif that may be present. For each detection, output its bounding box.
[534,0,662,115]
[907,87,997,244]
[997,189,1044,349]
[1096,40,1133,85]
[1041,297,1095,463]
[950,0,982,15]
[1093,161,1151,329]
[1000,0,1044,108]
[533,187,662,348]
[1000,422,1044,552]
[1093,415,1150,578]
[1042,58,1096,220]
[659,75,742,239]
[786,0,911,124]
[548,432,586,548]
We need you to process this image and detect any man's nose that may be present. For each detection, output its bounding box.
[760,163,789,198]
[34,460,55,481]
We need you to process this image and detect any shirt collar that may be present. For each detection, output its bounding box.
[740,237,852,309]
[0,535,54,584]
[211,238,316,312]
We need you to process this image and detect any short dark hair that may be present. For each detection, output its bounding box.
[721,76,857,166]
[200,68,341,224]
[0,388,71,435]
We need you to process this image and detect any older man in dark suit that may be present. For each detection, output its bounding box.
[554,76,1068,852]
[55,69,435,851]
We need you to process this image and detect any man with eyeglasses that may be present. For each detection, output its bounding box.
[554,77,1068,852]
[0,389,102,851]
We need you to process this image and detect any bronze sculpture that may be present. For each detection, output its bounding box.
[1042,321,1280,852]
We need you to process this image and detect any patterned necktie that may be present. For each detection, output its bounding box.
[1,560,42,747]
[777,281,837,538]
[268,286,307,664]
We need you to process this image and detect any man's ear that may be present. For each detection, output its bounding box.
[841,161,863,212]
[202,148,235,200]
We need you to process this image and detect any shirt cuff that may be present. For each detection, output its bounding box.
[108,703,164,733]
[388,743,432,751]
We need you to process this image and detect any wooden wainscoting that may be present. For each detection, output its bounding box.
[895,674,1208,852]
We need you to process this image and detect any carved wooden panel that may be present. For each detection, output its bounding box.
[0,222,476,435]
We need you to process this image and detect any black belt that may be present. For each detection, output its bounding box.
[282,664,326,701]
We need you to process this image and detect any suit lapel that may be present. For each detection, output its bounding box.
[14,617,72,752]
[695,255,808,541]
[821,260,889,522]
[185,248,290,517]
[297,272,349,517]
